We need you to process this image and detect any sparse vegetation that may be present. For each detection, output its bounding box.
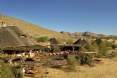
[46,59,117,78]
[0,63,14,78]
[66,38,74,44]
[66,56,77,71]
[0,14,117,78]
[79,54,93,65]
[0,61,23,78]
[11,65,23,78]
[36,36,49,42]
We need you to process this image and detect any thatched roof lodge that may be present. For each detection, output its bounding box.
[0,25,44,54]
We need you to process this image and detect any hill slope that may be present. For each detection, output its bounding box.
[0,14,70,40]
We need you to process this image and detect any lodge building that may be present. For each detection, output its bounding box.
[0,24,44,58]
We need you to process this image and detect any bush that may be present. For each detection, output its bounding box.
[0,63,14,78]
[106,51,117,58]
[11,65,23,78]
[66,56,76,71]
[84,44,96,52]
[98,42,108,56]
[94,39,108,57]
[79,54,93,65]
[112,44,117,49]
[36,36,49,42]
[66,38,74,44]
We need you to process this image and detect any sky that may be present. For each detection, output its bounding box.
[0,0,117,35]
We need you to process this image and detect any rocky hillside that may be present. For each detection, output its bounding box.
[0,14,116,42]
[0,14,71,41]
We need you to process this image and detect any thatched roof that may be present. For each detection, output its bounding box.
[0,26,36,50]
[73,38,89,46]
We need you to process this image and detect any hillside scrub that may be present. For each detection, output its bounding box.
[36,36,49,42]
[90,39,109,57]
[66,56,76,71]
[0,63,14,78]
[79,38,116,58]
[0,62,23,78]
[66,38,74,44]
[11,65,23,78]
[84,44,97,52]
[75,54,93,66]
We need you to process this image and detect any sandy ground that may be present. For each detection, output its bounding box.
[44,59,117,78]
[25,58,117,78]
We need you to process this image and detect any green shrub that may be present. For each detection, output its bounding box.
[11,65,23,78]
[36,36,49,42]
[94,39,108,57]
[79,54,93,65]
[0,63,14,78]
[66,38,74,44]
[84,44,96,52]
[66,56,76,71]
[0,62,23,78]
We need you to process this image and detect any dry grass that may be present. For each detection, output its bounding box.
[45,59,117,78]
